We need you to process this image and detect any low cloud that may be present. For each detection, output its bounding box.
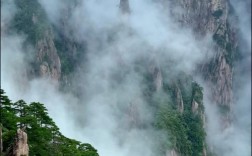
[199,0,251,155]
[3,0,247,156]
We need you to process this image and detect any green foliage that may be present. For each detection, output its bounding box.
[155,104,192,155]
[155,103,205,156]
[192,82,203,103]
[181,112,205,156]
[153,75,206,156]
[1,90,17,152]
[53,38,75,76]
[0,89,99,156]
[11,0,49,45]
[53,27,87,89]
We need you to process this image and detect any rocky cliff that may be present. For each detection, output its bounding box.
[10,0,61,85]
[4,0,244,155]
[10,0,237,110]
[161,0,238,125]
[5,129,29,156]
[36,29,61,84]
[129,0,236,126]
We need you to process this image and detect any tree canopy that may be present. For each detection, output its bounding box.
[0,89,99,156]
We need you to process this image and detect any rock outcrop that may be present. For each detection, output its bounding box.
[175,87,184,113]
[191,99,199,113]
[166,0,237,120]
[164,1,238,154]
[12,129,29,156]
[7,0,63,85]
[149,64,163,92]
[166,149,178,156]
[36,29,61,84]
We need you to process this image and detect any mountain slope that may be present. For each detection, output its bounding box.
[1,0,250,156]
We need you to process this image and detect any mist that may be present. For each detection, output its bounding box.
[1,0,250,156]
[201,0,251,155]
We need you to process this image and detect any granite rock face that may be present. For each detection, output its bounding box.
[36,29,61,85]
[166,0,237,114]
[175,86,184,114]
[192,99,199,113]
[13,129,29,156]
[166,149,178,156]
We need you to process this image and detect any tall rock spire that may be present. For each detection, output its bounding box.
[120,0,130,14]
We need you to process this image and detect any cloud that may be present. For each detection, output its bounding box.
[1,0,16,31]
[197,1,251,155]
[0,0,228,156]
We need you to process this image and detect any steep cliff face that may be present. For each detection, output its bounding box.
[36,29,61,83]
[173,0,229,34]
[148,64,163,92]
[175,86,184,113]
[5,0,244,155]
[6,0,238,107]
[167,149,178,156]
[165,0,237,120]
[146,0,236,121]
[52,1,86,89]
[10,0,61,84]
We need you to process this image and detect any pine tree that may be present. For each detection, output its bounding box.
[0,89,99,155]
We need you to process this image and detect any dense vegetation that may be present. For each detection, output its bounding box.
[0,89,99,156]
[10,0,49,45]
[146,72,206,156]
[155,107,205,156]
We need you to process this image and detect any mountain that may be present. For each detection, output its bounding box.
[1,0,250,156]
